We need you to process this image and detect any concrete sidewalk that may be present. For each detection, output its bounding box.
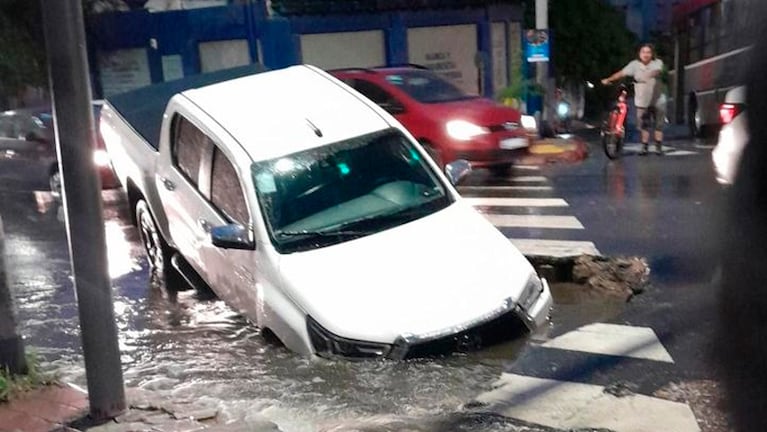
[0,383,87,432]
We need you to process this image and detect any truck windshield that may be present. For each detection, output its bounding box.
[251,128,452,253]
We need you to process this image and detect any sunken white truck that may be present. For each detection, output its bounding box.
[101,64,552,360]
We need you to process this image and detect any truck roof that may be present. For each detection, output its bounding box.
[106,63,268,150]
[180,65,392,162]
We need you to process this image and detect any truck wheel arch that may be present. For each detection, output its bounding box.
[126,179,143,226]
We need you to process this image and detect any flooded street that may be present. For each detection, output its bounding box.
[1,138,723,431]
[3,187,588,432]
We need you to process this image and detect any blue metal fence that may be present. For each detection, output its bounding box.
[87,3,522,98]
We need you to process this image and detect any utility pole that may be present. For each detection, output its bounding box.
[0,215,27,375]
[40,0,126,420]
[535,0,549,124]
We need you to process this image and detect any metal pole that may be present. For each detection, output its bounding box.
[40,0,126,419]
[535,0,549,123]
[0,215,27,375]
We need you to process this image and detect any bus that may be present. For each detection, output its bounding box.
[672,0,752,136]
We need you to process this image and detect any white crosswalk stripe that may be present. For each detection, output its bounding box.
[473,322,700,432]
[476,373,700,432]
[542,323,674,363]
[506,175,549,183]
[623,143,698,156]
[509,238,600,257]
[463,173,600,257]
[463,197,568,207]
[483,214,584,229]
[459,185,554,192]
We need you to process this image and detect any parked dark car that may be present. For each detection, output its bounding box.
[0,102,118,196]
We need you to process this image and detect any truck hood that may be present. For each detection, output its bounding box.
[277,201,535,344]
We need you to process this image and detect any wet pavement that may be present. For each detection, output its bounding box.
[0,182,544,431]
[0,136,726,431]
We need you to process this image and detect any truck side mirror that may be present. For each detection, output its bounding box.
[211,224,255,250]
[445,159,472,186]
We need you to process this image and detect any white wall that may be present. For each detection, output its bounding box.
[299,30,386,70]
[145,0,227,12]
[99,48,152,97]
[199,39,251,73]
[407,24,479,95]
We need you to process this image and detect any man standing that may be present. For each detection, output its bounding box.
[602,44,667,155]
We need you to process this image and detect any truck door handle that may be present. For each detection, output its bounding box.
[198,218,212,233]
[160,177,175,191]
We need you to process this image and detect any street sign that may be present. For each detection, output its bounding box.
[525,29,550,63]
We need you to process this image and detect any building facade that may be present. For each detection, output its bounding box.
[87,0,525,100]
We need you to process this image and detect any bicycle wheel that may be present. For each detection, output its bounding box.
[603,132,622,159]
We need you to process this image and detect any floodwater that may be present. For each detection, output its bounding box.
[1,185,622,432]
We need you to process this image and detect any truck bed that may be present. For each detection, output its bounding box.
[106,63,267,150]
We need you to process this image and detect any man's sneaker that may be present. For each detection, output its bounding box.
[639,144,649,156]
[655,144,666,155]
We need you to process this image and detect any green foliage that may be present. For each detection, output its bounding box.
[0,0,47,102]
[527,0,638,117]
[0,352,58,403]
[497,78,544,103]
[548,0,637,83]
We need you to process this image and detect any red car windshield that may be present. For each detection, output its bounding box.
[384,70,476,104]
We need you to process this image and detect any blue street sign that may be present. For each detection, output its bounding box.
[525,29,550,63]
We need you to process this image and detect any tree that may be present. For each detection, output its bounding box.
[0,0,127,108]
[0,0,46,108]
[526,0,638,118]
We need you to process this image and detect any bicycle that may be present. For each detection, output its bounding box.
[601,84,629,160]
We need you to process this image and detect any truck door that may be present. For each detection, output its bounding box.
[197,145,258,317]
[157,114,216,281]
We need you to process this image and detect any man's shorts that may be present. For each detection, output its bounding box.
[637,106,665,132]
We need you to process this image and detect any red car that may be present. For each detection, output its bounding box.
[331,66,535,174]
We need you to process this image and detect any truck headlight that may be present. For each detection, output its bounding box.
[307,316,391,359]
[446,120,490,141]
[518,274,544,311]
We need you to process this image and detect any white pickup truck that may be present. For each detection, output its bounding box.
[101,64,552,360]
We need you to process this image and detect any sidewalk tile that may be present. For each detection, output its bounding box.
[0,409,56,432]
[37,385,88,409]
[6,397,84,423]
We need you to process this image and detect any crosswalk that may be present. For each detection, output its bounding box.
[622,143,698,157]
[474,323,701,432]
[461,171,700,431]
[459,168,601,258]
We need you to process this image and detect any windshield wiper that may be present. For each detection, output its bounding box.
[276,229,370,237]
[332,201,441,230]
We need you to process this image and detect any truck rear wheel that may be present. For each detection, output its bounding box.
[136,200,178,288]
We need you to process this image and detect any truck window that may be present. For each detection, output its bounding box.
[172,115,212,187]
[211,147,249,226]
